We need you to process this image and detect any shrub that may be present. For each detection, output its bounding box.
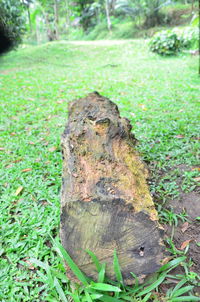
[149,25,199,55]
[149,30,183,55]
[179,27,199,49]
[0,0,26,50]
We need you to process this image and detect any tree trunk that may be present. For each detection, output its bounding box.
[27,6,32,32]
[65,0,70,33]
[54,0,59,40]
[45,13,56,41]
[105,0,112,31]
[60,92,164,284]
[191,0,194,12]
[35,16,39,44]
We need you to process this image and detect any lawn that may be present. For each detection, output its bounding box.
[0,40,199,301]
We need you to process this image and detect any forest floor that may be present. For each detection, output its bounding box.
[0,40,199,301]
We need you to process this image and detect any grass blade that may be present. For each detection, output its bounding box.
[170,297,200,301]
[90,283,121,292]
[170,279,187,295]
[65,290,81,302]
[159,257,186,272]
[143,292,152,302]
[54,277,68,302]
[171,286,194,298]
[82,294,103,301]
[99,295,124,302]
[85,291,93,302]
[85,249,102,272]
[55,239,88,286]
[136,272,166,297]
[113,249,123,285]
[29,258,48,270]
[98,263,106,283]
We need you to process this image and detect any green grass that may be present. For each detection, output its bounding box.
[0,40,199,301]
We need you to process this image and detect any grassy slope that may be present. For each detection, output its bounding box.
[0,40,199,301]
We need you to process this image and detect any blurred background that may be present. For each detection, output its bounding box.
[0,0,199,47]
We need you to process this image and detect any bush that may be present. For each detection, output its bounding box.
[149,25,199,55]
[178,27,199,49]
[149,30,183,55]
[0,0,26,50]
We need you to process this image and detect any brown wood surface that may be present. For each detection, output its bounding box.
[60,92,164,284]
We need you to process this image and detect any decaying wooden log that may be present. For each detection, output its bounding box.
[60,92,164,284]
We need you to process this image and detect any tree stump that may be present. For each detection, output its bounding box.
[60,92,164,284]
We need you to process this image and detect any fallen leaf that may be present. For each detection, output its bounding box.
[11,116,18,121]
[194,177,200,182]
[56,99,65,104]
[180,239,192,250]
[15,186,24,196]
[22,258,35,270]
[13,159,23,163]
[175,135,184,139]
[138,104,147,110]
[191,167,200,172]
[46,115,52,121]
[192,137,200,141]
[161,256,173,265]
[6,164,13,169]
[22,168,32,173]
[181,222,189,233]
[48,146,57,152]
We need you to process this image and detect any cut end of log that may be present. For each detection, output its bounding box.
[60,92,164,284]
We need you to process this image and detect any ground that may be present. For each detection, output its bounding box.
[0,40,199,301]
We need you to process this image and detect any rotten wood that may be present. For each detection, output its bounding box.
[60,92,164,284]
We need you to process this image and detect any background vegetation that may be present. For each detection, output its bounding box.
[0,0,199,43]
[0,0,199,301]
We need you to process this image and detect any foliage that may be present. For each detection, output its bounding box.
[177,26,199,49]
[149,30,184,55]
[0,0,26,48]
[115,0,172,27]
[31,239,199,302]
[0,40,199,300]
[19,0,199,43]
[149,23,199,55]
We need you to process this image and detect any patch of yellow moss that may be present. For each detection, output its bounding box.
[113,139,158,221]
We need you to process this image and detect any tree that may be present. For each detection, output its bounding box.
[105,0,112,31]
[0,0,26,50]
[115,0,171,27]
[22,0,34,32]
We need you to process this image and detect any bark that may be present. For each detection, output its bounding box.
[54,0,59,40]
[65,0,70,32]
[45,13,56,41]
[105,0,112,31]
[60,92,164,284]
